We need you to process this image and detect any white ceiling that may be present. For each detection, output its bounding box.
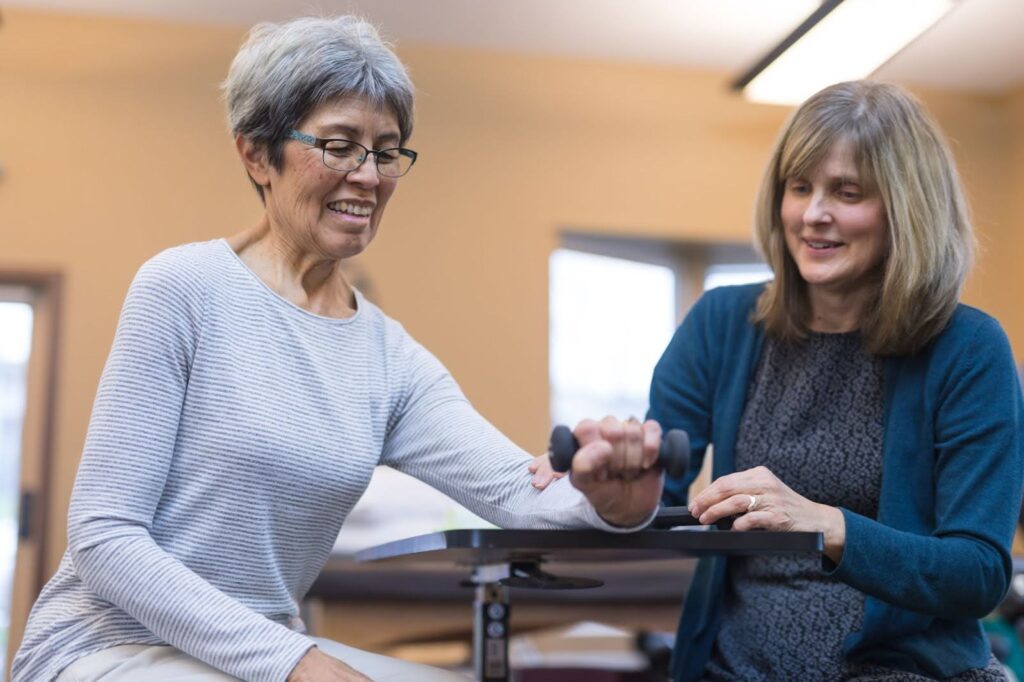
[6,0,1024,94]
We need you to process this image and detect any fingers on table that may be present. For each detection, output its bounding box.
[690,468,771,520]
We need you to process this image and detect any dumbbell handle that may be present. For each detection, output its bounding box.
[548,425,691,478]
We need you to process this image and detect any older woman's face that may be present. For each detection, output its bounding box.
[780,141,888,302]
[266,97,401,260]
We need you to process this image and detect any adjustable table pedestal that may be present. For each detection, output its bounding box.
[356,528,822,682]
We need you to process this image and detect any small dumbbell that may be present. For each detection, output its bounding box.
[548,424,691,478]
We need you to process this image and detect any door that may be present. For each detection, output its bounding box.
[0,273,61,679]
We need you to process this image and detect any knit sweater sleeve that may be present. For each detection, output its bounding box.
[826,313,1024,618]
[66,251,313,682]
[378,328,653,532]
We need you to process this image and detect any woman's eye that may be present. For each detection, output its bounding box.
[787,182,810,194]
[376,150,399,164]
[325,142,359,157]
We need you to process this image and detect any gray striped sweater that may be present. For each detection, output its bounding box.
[13,240,624,682]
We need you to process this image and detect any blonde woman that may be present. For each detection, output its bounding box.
[535,81,1023,680]
[667,81,1021,680]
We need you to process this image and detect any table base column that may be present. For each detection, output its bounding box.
[473,565,511,682]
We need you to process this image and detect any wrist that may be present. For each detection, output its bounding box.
[597,510,644,528]
[287,646,318,682]
[596,503,656,529]
[819,504,846,564]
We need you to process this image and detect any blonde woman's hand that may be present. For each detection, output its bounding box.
[287,647,374,682]
[688,465,846,563]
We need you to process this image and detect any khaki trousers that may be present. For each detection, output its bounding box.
[55,637,470,681]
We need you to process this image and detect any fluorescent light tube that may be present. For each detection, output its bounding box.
[738,0,955,106]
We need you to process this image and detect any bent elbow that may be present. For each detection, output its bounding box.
[941,544,1012,619]
[975,568,1011,618]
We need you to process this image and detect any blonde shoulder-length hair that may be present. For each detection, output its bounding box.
[753,80,974,356]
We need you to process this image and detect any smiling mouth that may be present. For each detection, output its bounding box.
[804,239,844,250]
[327,201,373,217]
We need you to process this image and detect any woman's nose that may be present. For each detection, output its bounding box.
[345,155,381,187]
[803,193,832,225]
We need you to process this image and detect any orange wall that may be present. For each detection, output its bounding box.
[0,11,259,576]
[1001,86,1024,350]
[921,88,1023,351]
[1,9,1022,581]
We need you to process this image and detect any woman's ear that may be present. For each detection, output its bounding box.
[236,134,272,188]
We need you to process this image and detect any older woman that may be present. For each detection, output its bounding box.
[12,16,663,682]
[528,81,1024,679]
[660,82,1022,680]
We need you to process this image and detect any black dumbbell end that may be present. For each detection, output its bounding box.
[548,424,577,473]
[661,429,691,478]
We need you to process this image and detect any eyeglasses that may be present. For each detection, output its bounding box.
[286,130,417,178]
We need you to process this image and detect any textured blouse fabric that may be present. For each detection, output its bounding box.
[651,284,1024,681]
[13,240,629,682]
[702,332,1007,682]
[703,334,1006,681]
[704,333,885,680]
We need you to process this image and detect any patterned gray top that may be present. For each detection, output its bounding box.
[13,240,633,682]
[703,333,1005,681]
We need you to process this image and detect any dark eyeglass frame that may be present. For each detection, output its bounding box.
[286,130,418,177]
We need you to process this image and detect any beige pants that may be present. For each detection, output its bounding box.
[55,637,469,681]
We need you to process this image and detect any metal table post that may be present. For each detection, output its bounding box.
[357,528,822,681]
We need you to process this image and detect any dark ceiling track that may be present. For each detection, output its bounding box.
[731,0,846,91]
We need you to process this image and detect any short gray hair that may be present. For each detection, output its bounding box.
[222,16,415,199]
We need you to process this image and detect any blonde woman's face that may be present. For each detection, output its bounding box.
[780,141,888,304]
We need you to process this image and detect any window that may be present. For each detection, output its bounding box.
[703,263,774,291]
[549,249,676,426]
[0,298,34,676]
[548,233,772,429]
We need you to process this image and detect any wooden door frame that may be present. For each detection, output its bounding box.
[1,269,63,672]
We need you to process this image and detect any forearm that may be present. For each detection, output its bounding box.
[72,530,313,682]
[826,510,1010,619]
[385,395,656,531]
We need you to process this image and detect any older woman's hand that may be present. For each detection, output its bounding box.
[688,466,847,563]
[287,647,374,682]
[566,417,664,527]
[528,453,565,490]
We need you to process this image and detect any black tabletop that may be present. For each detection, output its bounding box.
[355,528,823,566]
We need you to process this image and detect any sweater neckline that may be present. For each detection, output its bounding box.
[216,238,365,325]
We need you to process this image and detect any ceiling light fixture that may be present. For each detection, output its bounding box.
[732,0,956,106]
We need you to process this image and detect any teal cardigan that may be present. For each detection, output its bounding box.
[648,284,1024,681]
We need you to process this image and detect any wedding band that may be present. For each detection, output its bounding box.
[746,495,758,512]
